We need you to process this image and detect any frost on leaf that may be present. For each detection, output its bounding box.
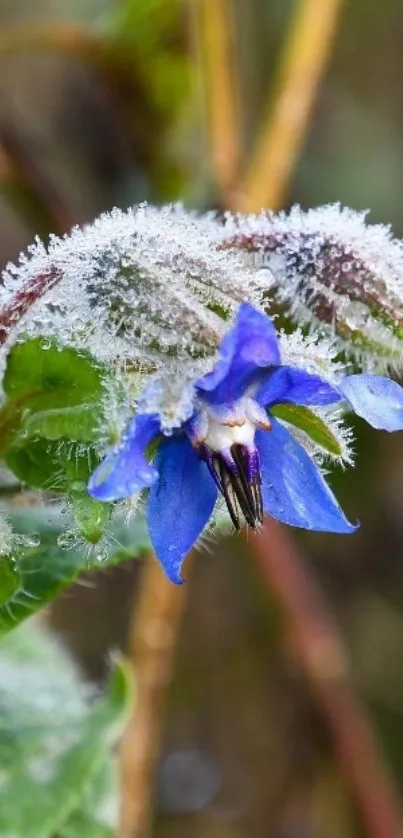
[220,203,403,370]
[0,204,265,375]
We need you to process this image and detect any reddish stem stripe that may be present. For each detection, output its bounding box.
[250,520,403,838]
[0,266,60,345]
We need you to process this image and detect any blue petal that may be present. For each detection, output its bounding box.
[256,366,342,408]
[88,413,160,502]
[147,435,217,584]
[340,374,403,431]
[256,418,356,533]
[196,302,280,406]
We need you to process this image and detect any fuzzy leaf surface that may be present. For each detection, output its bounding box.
[0,506,150,637]
[0,621,132,838]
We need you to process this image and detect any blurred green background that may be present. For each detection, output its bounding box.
[2,1,403,836]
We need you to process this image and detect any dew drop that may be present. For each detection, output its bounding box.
[57,531,77,550]
[25,532,41,548]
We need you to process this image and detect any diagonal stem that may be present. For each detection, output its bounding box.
[195,0,241,200]
[234,0,345,211]
[250,519,403,838]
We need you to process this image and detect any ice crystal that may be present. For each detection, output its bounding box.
[138,373,197,434]
[220,204,403,370]
[0,204,265,374]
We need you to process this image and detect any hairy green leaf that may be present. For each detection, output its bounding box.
[0,621,132,838]
[23,405,101,443]
[271,404,342,456]
[0,506,150,637]
[3,339,106,410]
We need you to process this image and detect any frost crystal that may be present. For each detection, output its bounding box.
[138,373,197,434]
[0,204,265,373]
[220,204,403,369]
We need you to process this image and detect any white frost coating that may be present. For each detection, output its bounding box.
[0,203,266,371]
[220,203,403,369]
[138,373,197,433]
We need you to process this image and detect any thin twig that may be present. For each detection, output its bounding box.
[250,520,403,838]
[233,0,345,211]
[0,23,126,76]
[196,0,241,199]
[118,556,187,838]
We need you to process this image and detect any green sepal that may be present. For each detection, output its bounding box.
[271,403,342,457]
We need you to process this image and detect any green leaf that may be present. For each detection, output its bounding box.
[271,404,342,457]
[0,555,21,605]
[23,405,101,443]
[0,506,150,637]
[0,620,132,838]
[3,339,106,411]
[5,438,99,492]
[56,763,118,838]
[0,340,110,459]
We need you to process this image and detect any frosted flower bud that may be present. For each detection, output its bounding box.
[219,204,403,370]
[0,204,266,375]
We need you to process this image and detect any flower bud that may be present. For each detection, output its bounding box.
[220,204,403,370]
[0,204,265,375]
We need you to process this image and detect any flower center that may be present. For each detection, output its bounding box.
[194,399,271,530]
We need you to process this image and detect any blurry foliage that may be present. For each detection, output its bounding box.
[0,620,132,837]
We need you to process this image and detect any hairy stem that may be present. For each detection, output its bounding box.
[250,520,403,838]
[118,555,186,838]
[235,0,345,211]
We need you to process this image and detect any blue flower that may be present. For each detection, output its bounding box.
[88,303,403,583]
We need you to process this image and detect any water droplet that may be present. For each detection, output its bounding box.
[25,532,41,548]
[57,531,76,550]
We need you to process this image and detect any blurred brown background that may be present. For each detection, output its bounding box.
[2,1,403,836]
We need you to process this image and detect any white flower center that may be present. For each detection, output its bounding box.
[202,397,271,452]
[204,414,256,452]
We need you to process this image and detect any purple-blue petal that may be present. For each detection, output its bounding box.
[88,413,160,502]
[256,418,356,533]
[196,302,280,406]
[340,374,403,432]
[147,435,217,584]
[255,365,342,408]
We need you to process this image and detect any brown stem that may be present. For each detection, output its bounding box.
[118,555,187,838]
[250,519,403,838]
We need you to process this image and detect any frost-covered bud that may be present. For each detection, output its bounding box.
[220,204,403,370]
[0,204,265,374]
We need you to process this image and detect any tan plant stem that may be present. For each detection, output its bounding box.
[118,556,187,838]
[234,0,345,211]
[196,0,241,199]
[250,520,403,838]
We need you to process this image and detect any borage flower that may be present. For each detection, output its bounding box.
[88,303,403,583]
